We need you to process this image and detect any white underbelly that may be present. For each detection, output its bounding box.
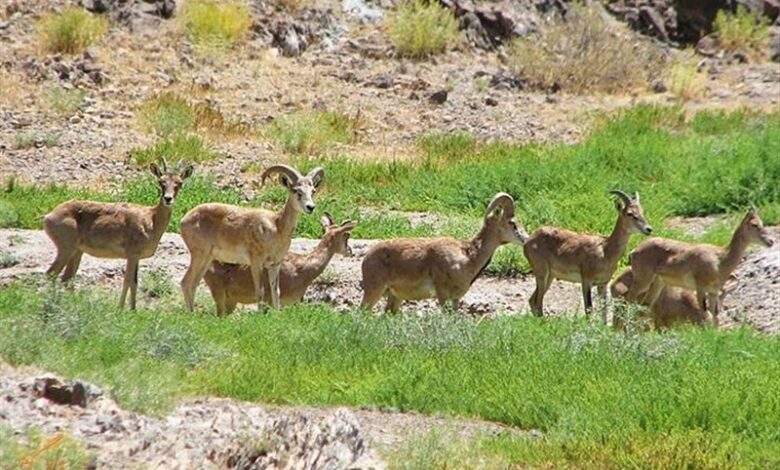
[389,279,437,301]
[212,246,251,265]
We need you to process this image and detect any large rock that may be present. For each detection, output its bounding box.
[81,0,175,29]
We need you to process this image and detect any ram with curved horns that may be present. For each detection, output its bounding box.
[180,164,324,311]
[523,190,652,320]
[360,192,528,313]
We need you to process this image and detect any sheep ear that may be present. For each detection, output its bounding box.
[632,192,640,203]
[181,164,194,179]
[149,163,162,178]
[320,214,332,229]
[340,221,357,231]
[280,174,293,189]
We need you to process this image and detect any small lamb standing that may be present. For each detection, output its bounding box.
[523,190,652,319]
[179,164,324,311]
[360,193,528,313]
[203,213,357,314]
[624,206,774,327]
[43,159,193,309]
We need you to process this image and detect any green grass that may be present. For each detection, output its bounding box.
[37,6,108,54]
[129,134,216,166]
[386,0,460,58]
[45,87,86,117]
[267,110,359,155]
[0,427,91,470]
[180,0,251,50]
[13,131,61,149]
[2,106,779,274]
[714,5,770,56]
[0,284,778,468]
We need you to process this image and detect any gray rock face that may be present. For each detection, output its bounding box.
[81,0,175,29]
[342,0,384,23]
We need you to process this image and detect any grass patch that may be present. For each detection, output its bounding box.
[268,110,359,155]
[667,51,707,101]
[386,0,460,58]
[714,5,770,57]
[1,284,779,468]
[0,427,92,470]
[129,134,216,166]
[45,87,86,116]
[138,92,251,139]
[508,4,665,94]
[180,0,251,50]
[37,6,108,54]
[3,106,778,274]
[13,131,60,149]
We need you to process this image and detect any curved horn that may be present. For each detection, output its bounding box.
[261,164,302,186]
[485,192,515,220]
[174,159,185,172]
[306,167,325,187]
[609,190,631,206]
[321,211,334,227]
[161,156,170,172]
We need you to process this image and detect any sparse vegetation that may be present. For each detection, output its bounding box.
[1,284,779,468]
[268,110,359,155]
[37,7,108,54]
[714,5,770,56]
[138,92,251,139]
[667,51,707,101]
[180,0,252,50]
[0,251,19,268]
[45,88,86,117]
[0,202,19,229]
[141,267,176,299]
[13,131,60,149]
[386,0,460,58]
[508,4,665,94]
[0,427,91,470]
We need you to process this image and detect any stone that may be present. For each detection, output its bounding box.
[429,89,448,104]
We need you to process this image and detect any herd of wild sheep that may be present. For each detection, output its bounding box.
[41,160,774,329]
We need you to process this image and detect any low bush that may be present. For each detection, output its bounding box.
[714,5,770,55]
[508,4,665,94]
[38,7,108,54]
[667,52,707,101]
[386,0,460,58]
[180,0,252,50]
[129,135,216,167]
[13,131,60,149]
[268,110,359,155]
[138,93,195,138]
[45,88,86,117]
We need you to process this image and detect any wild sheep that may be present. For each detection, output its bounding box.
[179,164,324,311]
[360,192,527,313]
[203,213,356,314]
[43,159,193,309]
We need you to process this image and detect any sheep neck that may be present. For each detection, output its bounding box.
[296,240,336,285]
[720,224,750,281]
[466,224,502,277]
[603,215,631,266]
[276,195,301,240]
[148,197,174,247]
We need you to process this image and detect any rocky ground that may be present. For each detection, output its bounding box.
[0,361,522,468]
[1,227,779,332]
[1,0,779,191]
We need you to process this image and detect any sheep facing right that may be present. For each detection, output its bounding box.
[360,192,528,313]
[203,213,356,314]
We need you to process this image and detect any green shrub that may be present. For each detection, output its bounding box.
[508,5,665,94]
[268,111,358,155]
[38,7,108,54]
[138,93,195,138]
[45,88,86,116]
[667,51,706,101]
[386,0,460,58]
[13,131,60,149]
[129,135,216,167]
[180,0,252,49]
[0,202,19,228]
[714,5,770,55]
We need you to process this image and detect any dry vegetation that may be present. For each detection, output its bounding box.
[179,0,252,50]
[386,0,461,58]
[37,7,108,54]
[508,5,666,94]
[667,52,707,101]
[714,5,770,57]
[268,110,361,155]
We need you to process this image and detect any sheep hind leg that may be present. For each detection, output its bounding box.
[385,293,402,314]
[529,264,552,317]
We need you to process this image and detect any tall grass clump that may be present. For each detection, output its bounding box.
[180,0,251,50]
[38,7,108,54]
[268,110,359,155]
[45,87,86,117]
[138,92,195,138]
[129,135,216,167]
[508,4,665,94]
[386,0,460,58]
[667,51,707,101]
[714,5,770,56]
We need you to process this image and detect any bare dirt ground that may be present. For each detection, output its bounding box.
[0,360,523,468]
[2,227,778,332]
